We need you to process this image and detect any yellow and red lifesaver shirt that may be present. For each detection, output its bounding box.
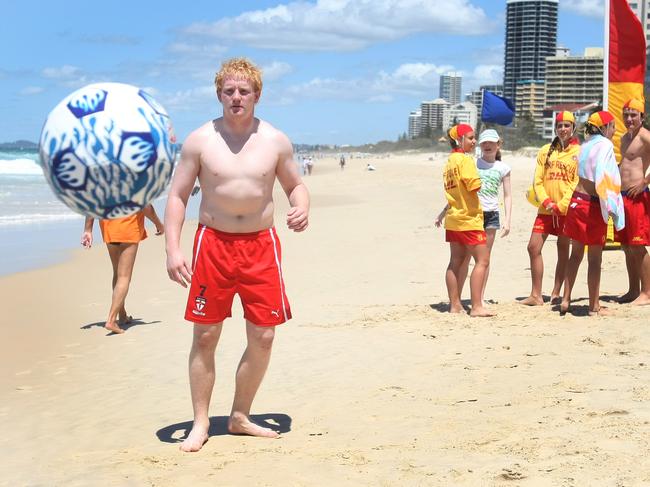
[443,150,483,231]
[99,211,148,244]
[533,139,580,216]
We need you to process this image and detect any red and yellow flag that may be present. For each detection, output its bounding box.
[608,0,646,161]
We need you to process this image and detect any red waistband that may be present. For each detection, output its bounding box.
[197,224,276,240]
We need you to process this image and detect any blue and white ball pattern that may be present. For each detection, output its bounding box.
[39,82,177,219]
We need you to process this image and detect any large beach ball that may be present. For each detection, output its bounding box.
[39,82,177,219]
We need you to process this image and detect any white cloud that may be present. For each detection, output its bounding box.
[19,86,44,96]
[261,61,293,81]
[182,0,495,51]
[167,42,228,56]
[161,85,216,111]
[466,64,503,89]
[560,0,604,18]
[270,62,453,105]
[41,65,83,80]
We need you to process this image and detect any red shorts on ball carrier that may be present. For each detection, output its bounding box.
[184,225,291,327]
[563,192,607,246]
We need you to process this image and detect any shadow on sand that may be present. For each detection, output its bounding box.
[80,318,161,335]
[156,413,292,443]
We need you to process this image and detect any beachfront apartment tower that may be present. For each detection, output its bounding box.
[466,84,504,117]
[503,0,558,102]
[439,72,463,105]
[408,110,422,139]
[515,80,546,134]
[544,48,604,107]
[442,101,478,131]
[420,99,450,133]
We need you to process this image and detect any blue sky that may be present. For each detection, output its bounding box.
[1,0,605,146]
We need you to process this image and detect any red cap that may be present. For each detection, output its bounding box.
[588,111,615,127]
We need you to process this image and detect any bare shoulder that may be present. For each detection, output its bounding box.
[257,119,292,152]
[639,127,650,147]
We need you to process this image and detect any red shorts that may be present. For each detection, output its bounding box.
[532,214,566,236]
[614,191,650,245]
[445,229,487,246]
[184,225,291,326]
[563,192,607,246]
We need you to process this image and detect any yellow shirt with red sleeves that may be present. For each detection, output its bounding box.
[443,150,483,231]
[533,140,580,215]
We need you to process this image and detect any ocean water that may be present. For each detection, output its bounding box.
[0,149,178,277]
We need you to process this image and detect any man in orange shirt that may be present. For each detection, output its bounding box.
[81,204,164,334]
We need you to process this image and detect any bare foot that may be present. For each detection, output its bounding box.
[630,293,650,306]
[519,295,544,306]
[119,315,133,325]
[618,291,640,304]
[449,305,464,314]
[550,295,562,305]
[104,322,125,334]
[559,300,570,315]
[180,423,209,452]
[470,306,496,317]
[589,306,611,317]
[228,414,280,438]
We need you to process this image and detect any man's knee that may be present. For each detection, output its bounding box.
[193,325,221,349]
[250,327,275,351]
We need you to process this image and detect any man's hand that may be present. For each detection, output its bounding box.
[81,231,93,249]
[166,250,192,288]
[155,224,164,236]
[625,178,649,198]
[287,206,308,232]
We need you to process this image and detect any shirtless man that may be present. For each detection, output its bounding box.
[616,98,650,305]
[164,58,309,452]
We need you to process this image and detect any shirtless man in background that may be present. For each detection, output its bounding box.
[164,58,310,452]
[616,98,650,305]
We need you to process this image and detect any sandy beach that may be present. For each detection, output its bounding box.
[2,151,650,486]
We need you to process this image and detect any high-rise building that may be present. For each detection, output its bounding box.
[466,84,504,116]
[420,99,450,132]
[408,110,422,139]
[503,0,558,102]
[442,101,478,131]
[515,80,546,133]
[439,72,463,105]
[545,48,604,107]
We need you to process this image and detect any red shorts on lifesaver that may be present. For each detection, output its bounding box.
[445,229,487,246]
[614,191,650,245]
[532,214,566,236]
[184,225,291,327]
[563,192,607,246]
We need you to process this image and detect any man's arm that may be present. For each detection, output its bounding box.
[276,132,309,232]
[164,134,201,287]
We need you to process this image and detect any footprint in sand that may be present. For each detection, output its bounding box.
[15,370,31,376]
[15,385,33,392]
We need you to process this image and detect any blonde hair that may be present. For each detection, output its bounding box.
[214,57,263,95]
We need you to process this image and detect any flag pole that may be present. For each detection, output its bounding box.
[603,0,610,110]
